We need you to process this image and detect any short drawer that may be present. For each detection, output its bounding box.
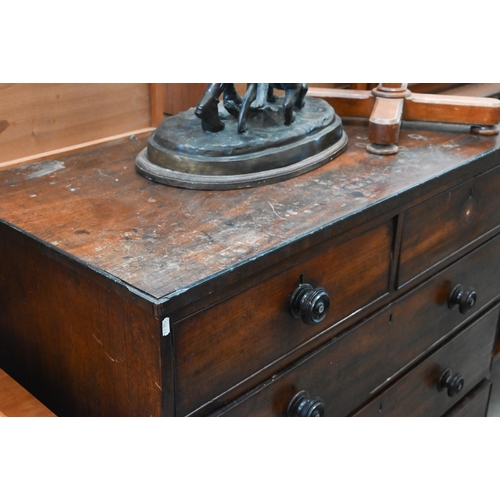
[443,380,491,417]
[355,306,498,417]
[399,165,500,286]
[215,234,500,417]
[174,222,393,416]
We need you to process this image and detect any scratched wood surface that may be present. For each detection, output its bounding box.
[0,223,164,416]
[0,121,499,304]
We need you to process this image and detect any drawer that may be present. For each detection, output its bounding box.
[174,222,393,416]
[443,380,491,417]
[215,234,500,417]
[399,165,500,286]
[355,306,498,417]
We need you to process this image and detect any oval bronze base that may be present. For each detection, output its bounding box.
[136,97,348,190]
[136,133,348,190]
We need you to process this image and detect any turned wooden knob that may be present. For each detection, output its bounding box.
[287,390,325,417]
[290,283,330,326]
[448,284,477,314]
[437,368,465,397]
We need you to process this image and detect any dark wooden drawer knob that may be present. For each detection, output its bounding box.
[290,283,330,326]
[287,390,325,417]
[448,284,477,314]
[437,368,465,397]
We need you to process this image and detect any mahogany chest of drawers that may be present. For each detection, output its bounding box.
[1,120,500,417]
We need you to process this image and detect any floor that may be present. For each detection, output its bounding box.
[0,369,55,417]
[487,358,500,416]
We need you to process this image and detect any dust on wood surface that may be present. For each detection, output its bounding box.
[0,122,499,300]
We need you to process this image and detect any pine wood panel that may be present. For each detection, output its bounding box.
[163,84,248,115]
[0,83,158,169]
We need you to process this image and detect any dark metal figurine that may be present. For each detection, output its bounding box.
[138,82,347,189]
[194,83,242,132]
[238,83,308,133]
[195,83,309,134]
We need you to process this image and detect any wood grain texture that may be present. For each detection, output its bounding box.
[1,122,499,311]
[216,234,500,416]
[0,223,163,417]
[399,165,500,286]
[0,84,153,166]
[355,306,498,417]
[308,88,375,117]
[1,118,500,417]
[163,84,248,115]
[0,369,55,416]
[150,84,166,127]
[163,84,207,115]
[369,97,404,144]
[404,93,500,125]
[436,84,500,98]
[175,223,392,415]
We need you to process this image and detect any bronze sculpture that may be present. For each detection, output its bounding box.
[136,83,347,190]
[237,83,308,133]
[195,83,242,132]
[194,83,309,134]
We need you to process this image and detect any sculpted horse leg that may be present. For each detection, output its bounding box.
[251,83,269,109]
[237,83,309,133]
[296,83,308,109]
[222,84,242,118]
[267,85,277,103]
[282,85,302,125]
[237,83,258,134]
[195,83,226,133]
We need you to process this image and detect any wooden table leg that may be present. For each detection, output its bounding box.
[367,96,405,155]
[366,84,410,155]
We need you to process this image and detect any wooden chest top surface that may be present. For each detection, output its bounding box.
[1,120,499,302]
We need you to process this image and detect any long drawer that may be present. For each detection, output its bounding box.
[215,234,500,417]
[355,306,498,417]
[174,222,393,416]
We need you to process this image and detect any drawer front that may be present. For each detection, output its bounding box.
[399,165,500,286]
[174,222,393,416]
[443,380,491,417]
[355,306,498,417]
[216,234,500,417]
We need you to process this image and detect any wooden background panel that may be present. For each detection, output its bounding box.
[0,83,158,168]
[163,83,207,115]
[164,83,249,115]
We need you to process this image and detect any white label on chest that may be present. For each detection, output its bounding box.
[162,317,171,337]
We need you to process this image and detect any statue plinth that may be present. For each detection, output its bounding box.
[136,96,347,190]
